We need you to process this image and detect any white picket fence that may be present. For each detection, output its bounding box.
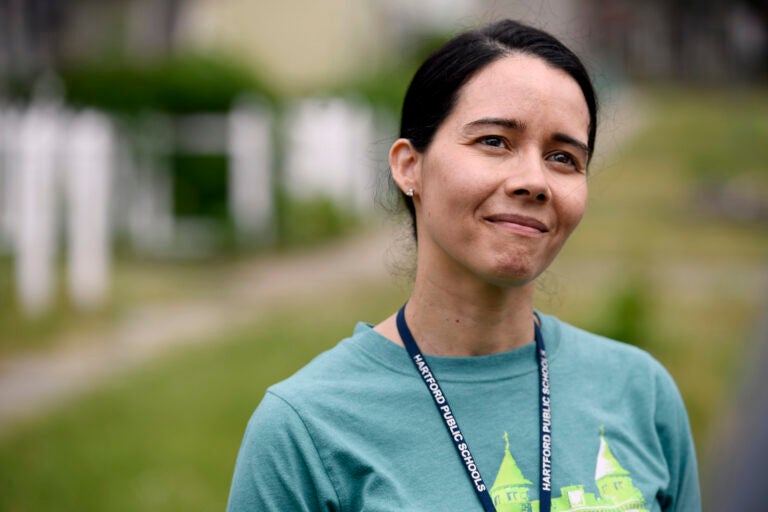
[0,96,381,316]
[284,98,378,212]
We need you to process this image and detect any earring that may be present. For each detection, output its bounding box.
[406,188,414,197]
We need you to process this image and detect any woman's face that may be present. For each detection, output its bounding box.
[392,53,590,288]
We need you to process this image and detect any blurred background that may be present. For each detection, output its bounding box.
[0,0,766,509]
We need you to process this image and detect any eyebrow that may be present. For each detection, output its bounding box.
[552,132,590,157]
[464,117,527,131]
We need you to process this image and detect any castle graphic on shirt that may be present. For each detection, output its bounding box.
[490,429,649,512]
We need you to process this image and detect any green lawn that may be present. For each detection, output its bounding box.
[0,283,408,511]
[1,86,766,510]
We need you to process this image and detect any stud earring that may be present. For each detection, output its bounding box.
[406,188,414,197]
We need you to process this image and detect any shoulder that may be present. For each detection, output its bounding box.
[542,312,696,452]
[229,385,342,510]
[540,313,681,398]
[539,314,663,370]
[263,321,405,413]
[234,322,409,481]
[232,324,382,481]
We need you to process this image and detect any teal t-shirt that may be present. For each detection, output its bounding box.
[227,313,701,511]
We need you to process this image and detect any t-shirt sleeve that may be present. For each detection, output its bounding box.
[226,391,340,512]
[654,365,702,511]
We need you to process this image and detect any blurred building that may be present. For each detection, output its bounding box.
[2,0,766,88]
[584,0,768,81]
[1,0,766,315]
[0,0,182,74]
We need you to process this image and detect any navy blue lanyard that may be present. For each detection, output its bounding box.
[396,305,552,512]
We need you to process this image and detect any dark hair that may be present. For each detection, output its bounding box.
[397,19,599,238]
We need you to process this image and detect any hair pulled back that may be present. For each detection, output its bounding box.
[397,19,599,238]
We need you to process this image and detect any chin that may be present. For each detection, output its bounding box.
[481,249,548,284]
[481,261,541,288]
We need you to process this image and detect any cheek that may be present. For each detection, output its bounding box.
[570,193,588,227]
[422,167,481,217]
[419,181,486,250]
[557,181,588,231]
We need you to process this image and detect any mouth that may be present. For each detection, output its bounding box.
[484,213,549,234]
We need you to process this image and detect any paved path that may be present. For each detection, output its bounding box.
[0,228,395,434]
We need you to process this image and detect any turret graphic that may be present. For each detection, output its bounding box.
[594,427,648,511]
[490,428,649,512]
[490,432,535,512]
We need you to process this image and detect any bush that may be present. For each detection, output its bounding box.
[275,192,359,247]
[594,276,653,349]
[58,54,275,114]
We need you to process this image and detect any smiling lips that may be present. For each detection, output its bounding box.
[485,213,549,234]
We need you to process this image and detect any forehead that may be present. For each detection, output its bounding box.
[447,54,589,136]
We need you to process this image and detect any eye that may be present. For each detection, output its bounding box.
[477,135,508,149]
[547,151,582,171]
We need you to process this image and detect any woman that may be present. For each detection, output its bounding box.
[227,20,701,512]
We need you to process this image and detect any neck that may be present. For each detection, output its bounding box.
[401,271,536,357]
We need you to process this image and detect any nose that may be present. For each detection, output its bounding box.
[503,151,550,202]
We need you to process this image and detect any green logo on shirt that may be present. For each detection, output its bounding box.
[490,429,648,512]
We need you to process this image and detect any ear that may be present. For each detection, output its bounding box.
[389,138,421,197]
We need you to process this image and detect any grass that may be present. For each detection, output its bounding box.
[0,282,408,511]
[1,85,767,509]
